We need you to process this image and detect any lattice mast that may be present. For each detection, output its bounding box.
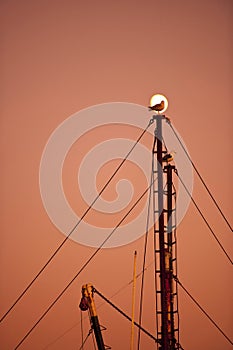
[152,115,179,350]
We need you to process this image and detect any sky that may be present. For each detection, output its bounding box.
[0,0,233,349]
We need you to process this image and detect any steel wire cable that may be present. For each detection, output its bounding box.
[0,121,152,324]
[14,176,157,349]
[80,310,84,350]
[78,329,92,350]
[174,275,233,346]
[88,310,97,350]
[169,123,232,232]
[175,172,232,264]
[94,288,159,343]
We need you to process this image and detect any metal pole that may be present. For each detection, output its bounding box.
[166,164,176,348]
[156,115,169,350]
[80,284,105,350]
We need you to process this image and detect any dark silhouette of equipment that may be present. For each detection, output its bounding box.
[79,284,111,350]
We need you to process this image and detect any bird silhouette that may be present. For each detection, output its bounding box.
[148,100,165,112]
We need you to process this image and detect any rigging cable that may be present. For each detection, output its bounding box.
[78,329,93,350]
[80,309,84,350]
[94,288,158,343]
[0,121,153,324]
[175,171,232,264]
[169,123,232,232]
[173,275,233,346]
[137,162,154,349]
[89,310,97,350]
[14,176,157,349]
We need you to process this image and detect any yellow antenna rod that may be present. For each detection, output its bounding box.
[130,250,137,350]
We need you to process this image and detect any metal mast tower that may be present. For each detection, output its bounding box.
[152,114,179,350]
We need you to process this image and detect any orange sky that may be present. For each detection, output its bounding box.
[0,1,232,349]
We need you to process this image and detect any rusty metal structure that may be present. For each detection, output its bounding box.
[152,115,179,349]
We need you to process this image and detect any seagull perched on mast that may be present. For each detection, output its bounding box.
[148,100,165,112]
[162,151,176,163]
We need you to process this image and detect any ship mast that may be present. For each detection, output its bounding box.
[152,113,179,350]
